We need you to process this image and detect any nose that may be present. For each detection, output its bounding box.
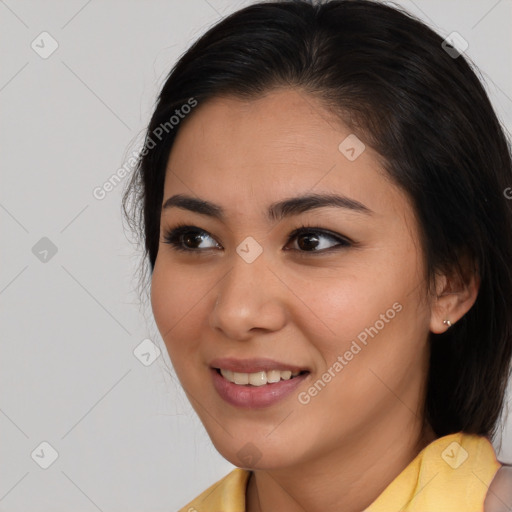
[209,254,288,341]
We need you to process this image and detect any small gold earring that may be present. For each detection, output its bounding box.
[443,319,452,327]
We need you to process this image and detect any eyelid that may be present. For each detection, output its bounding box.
[286,225,353,247]
[162,223,221,252]
[161,223,353,253]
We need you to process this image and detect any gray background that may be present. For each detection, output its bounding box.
[1,0,511,510]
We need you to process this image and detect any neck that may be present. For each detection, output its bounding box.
[246,420,437,512]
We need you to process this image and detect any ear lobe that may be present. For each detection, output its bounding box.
[429,254,480,334]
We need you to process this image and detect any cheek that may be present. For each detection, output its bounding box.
[298,256,427,383]
[313,283,427,404]
[150,262,174,338]
[150,261,206,365]
[295,268,401,347]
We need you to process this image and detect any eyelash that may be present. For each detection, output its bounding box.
[162,222,353,255]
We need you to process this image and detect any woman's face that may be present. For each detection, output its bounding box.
[151,88,436,469]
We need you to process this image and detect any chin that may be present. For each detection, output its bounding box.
[208,430,309,471]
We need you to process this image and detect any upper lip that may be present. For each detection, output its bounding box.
[210,357,309,374]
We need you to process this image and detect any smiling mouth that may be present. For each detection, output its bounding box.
[214,368,309,387]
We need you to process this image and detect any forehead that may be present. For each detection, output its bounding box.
[163,88,412,222]
[169,88,356,171]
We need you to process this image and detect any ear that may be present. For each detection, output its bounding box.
[429,252,480,334]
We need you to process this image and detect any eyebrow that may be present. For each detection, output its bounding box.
[162,193,373,222]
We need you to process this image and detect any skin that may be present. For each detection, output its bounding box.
[150,88,479,512]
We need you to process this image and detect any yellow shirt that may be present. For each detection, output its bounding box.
[178,431,501,512]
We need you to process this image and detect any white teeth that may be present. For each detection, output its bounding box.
[220,369,234,381]
[233,372,249,385]
[266,370,281,383]
[219,368,303,386]
[248,371,267,386]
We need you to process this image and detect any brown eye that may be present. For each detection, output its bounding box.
[285,227,352,253]
[296,232,321,251]
[162,224,351,254]
[181,231,207,249]
[163,225,221,252]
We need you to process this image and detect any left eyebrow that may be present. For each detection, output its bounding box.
[161,192,374,222]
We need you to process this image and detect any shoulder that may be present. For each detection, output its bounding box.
[484,463,512,512]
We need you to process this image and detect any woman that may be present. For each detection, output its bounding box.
[122,0,512,510]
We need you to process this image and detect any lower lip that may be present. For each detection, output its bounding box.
[211,368,309,409]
